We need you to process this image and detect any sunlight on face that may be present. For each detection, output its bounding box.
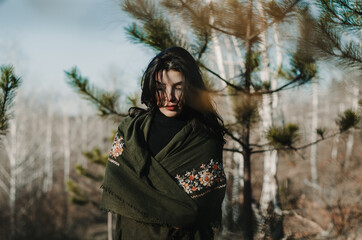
[156,70,184,117]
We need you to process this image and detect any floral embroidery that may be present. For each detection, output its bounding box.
[175,159,226,198]
[107,132,124,166]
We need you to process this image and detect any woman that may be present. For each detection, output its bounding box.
[101,46,226,240]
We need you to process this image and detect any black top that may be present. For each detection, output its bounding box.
[148,109,188,157]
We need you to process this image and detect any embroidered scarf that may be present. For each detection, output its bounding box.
[100,112,226,228]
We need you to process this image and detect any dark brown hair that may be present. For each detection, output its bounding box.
[129,46,225,143]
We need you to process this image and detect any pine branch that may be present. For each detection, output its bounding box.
[176,0,241,38]
[301,2,362,68]
[65,67,127,118]
[0,65,21,135]
[121,0,157,21]
[126,19,181,51]
[255,74,303,95]
[75,164,103,182]
[123,0,185,51]
[319,0,362,28]
[318,22,362,66]
[252,108,361,154]
[199,63,246,92]
[336,109,361,132]
[339,0,362,15]
[251,132,339,154]
[194,28,210,62]
[247,0,302,41]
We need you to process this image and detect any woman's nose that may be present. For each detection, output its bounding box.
[165,88,176,102]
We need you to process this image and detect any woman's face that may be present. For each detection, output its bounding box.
[156,69,184,117]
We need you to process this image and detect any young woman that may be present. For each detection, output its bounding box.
[101,46,226,239]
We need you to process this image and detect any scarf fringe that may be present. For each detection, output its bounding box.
[100,184,168,226]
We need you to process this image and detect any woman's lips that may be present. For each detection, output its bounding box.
[165,105,177,111]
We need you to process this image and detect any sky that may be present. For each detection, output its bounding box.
[0,0,352,116]
[0,0,154,113]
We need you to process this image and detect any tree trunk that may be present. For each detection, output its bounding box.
[242,1,254,239]
[63,113,71,183]
[81,112,88,167]
[5,119,17,238]
[108,212,113,240]
[43,106,53,192]
[331,103,345,161]
[310,80,318,185]
[345,86,359,169]
[257,1,282,222]
[242,134,253,240]
[232,140,244,225]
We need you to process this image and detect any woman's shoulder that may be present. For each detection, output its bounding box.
[117,109,150,132]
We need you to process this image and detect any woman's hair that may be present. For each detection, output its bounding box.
[129,46,225,143]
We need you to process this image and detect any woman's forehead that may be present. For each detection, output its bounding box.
[156,70,184,85]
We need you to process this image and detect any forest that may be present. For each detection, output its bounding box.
[0,0,361,239]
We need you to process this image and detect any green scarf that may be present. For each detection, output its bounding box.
[101,112,226,228]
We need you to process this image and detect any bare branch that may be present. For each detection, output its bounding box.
[256,74,303,95]
[0,179,9,194]
[224,128,246,149]
[251,132,340,154]
[200,64,246,92]
[223,147,243,154]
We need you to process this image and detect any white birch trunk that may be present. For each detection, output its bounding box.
[63,113,71,183]
[231,141,244,223]
[43,107,53,192]
[231,36,246,72]
[331,103,345,161]
[207,0,238,229]
[74,115,82,165]
[310,80,319,185]
[81,113,88,166]
[224,37,235,82]
[256,0,277,215]
[108,212,113,240]
[4,120,17,238]
[345,87,359,169]
[271,24,281,111]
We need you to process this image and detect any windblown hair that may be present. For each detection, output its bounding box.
[129,46,225,143]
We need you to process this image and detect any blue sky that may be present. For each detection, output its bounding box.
[0,0,349,115]
[0,0,154,112]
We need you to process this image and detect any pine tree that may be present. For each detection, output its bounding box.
[66,134,114,239]
[300,0,361,69]
[0,65,21,136]
[65,1,361,239]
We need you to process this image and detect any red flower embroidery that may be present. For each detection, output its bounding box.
[108,132,125,166]
[175,159,226,196]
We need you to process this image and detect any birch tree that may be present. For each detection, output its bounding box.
[309,79,319,186]
[42,104,54,192]
[345,84,359,169]
[0,96,48,238]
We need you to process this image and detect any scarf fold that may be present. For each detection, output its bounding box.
[101,112,226,228]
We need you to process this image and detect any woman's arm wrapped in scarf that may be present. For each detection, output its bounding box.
[100,114,226,228]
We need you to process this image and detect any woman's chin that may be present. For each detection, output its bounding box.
[159,107,180,117]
